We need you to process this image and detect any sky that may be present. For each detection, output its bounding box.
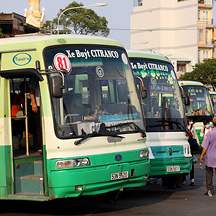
[1,0,134,48]
[1,1,216,49]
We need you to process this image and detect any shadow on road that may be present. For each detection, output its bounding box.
[0,161,207,216]
[0,187,175,215]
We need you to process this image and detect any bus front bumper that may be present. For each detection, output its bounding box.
[149,156,192,178]
[48,160,150,198]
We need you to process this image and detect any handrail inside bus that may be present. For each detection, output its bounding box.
[0,68,44,81]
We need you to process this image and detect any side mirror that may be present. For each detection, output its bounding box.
[179,86,190,105]
[50,76,64,98]
[135,76,147,99]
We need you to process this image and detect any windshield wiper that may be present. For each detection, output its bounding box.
[103,122,146,138]
[155,120,189,135]
[74,131,124,145]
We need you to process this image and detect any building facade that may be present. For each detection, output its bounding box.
[131,0,214,75]
[213,26,216,58]
[198,0,214,63]
[25,0,46,28]
[0,13,39,38]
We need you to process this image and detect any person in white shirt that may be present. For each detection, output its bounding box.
[200,120,212,139]
[187,119,199,145]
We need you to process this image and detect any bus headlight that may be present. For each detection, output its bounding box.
[140,150,149,158]
[184,146,191,155]
[56,158,90,169]
[188,146,191,155]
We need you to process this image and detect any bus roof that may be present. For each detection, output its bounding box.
[178,80,205,87]
[210,91,216,95]
[127,50,171,63]
[0,34,124,53]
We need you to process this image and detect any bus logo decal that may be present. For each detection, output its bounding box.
[96,66,104,78]
[13,53,32,66]
[115,154,122,161]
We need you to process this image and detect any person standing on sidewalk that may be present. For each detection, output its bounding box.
[200,117,216,197]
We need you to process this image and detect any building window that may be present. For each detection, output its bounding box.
[199,29,204,43]
[198,10,200,21]
[177,64,186,72]
[203,11,206,20]
[206,11,208,21]
[203,50,208,59]
[198,50,201,63]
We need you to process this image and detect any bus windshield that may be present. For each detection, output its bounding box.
[130,59,185,132]
[44,46,144,138]
[182,85,213,118]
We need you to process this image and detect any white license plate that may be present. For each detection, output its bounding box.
[111,171,129,180]
[167,166,180,172]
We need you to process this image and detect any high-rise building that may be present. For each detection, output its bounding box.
[213,26,216,58]
[198,0,214,63]
[131,0,214,74]
[25,0,46,28]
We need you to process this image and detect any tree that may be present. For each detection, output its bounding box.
[0,28,2,37]
[179,58,216,90]
[40,21,59,34]
[53,1,110,37]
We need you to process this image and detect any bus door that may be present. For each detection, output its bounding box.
[9,75,44,197]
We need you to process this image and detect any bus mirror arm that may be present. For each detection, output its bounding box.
[184,92,190,106]
[179,86,190,105]
[135,76,147,99]
[59,68,70,76]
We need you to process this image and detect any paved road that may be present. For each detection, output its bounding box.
[1,155,216,216]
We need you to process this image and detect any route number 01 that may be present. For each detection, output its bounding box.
[53,53,72,73]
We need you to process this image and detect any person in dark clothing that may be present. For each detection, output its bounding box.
[188,129,199,186]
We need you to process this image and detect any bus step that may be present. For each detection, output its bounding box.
[34,160,43,175]
[8,193,49,201]
[20,175,43,195]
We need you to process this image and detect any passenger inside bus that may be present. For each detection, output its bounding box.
[11,81,27,118]
[63,92,85,123]
[11,78,42,155]
[29,77,42,151]
[11,82,28,140]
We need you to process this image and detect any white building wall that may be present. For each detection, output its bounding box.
[130,0,198,71]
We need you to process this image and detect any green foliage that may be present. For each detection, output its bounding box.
[40,20,60,34]
[0,28,2,37]
[179,58,216,90]
[53,1,110,36]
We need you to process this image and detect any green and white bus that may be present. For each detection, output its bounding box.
[179,81,214,144]
[127,50,192,179]
[0,35,150,201]
[209,91,216,116]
